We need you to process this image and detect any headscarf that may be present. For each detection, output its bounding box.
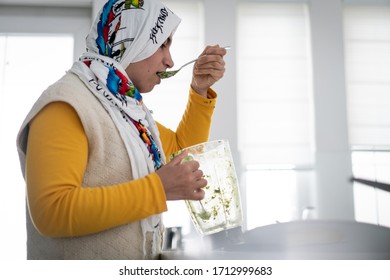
[69,0,181,257]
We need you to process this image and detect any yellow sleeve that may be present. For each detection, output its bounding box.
[26,102,167,238]
[157,87,217,160]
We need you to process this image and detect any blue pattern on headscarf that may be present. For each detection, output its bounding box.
[106,67,120,94]
[96,0,119,56]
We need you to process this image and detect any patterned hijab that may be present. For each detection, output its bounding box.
[69,0,181,256]
[71,0,181,172]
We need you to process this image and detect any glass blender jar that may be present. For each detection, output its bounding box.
[171,140,243,236]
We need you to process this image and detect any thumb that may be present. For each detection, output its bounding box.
[169,150,189,165]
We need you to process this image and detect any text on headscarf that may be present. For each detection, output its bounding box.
[149,7,169,44]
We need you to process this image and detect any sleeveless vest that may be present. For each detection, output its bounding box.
[16,72,163,259]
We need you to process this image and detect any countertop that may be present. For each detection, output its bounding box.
[161,220,390,260]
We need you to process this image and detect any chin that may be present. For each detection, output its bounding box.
[137,78,159,93]
[139,86,155,93]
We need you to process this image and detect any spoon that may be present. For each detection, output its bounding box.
[158,46,231,79]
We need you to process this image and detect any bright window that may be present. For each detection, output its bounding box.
[351,151,390,227]
[0,34,74,260]
[237,3,314,230]
[344,5,390,227]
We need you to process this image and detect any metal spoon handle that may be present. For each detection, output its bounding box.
[178,58,198,70]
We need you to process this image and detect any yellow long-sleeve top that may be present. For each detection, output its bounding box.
[25,89,216,238]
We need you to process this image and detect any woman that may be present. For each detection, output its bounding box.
[16,0,227,259]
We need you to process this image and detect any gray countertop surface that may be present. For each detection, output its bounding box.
[161,220,390,260]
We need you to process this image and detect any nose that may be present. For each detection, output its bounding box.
[164,50,174,69]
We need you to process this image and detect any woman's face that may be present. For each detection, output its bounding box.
[125,36,174,93]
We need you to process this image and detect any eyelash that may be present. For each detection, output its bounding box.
[161,38,171,49]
